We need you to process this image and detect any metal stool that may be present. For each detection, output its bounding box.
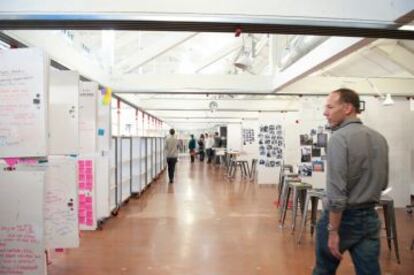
[380,195,401,264]
[277,173,299,208]
[249,159,258,182]
[297,189,326,244]
[227,159,249,179]
[280,181,312,231]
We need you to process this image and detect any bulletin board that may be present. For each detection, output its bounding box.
[48,70,79,155]
[0,171,46,275]
[0,48,49,158]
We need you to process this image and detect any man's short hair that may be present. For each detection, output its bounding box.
[332,88,361,114]
[169,128,175,135]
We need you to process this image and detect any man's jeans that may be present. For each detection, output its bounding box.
[167,157,177,182]
[313,208,381,275]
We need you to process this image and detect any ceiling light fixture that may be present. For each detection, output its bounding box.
[209,101,218,112]
[382,93,394,106]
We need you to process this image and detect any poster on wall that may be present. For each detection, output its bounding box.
[299,125,329,176]
[242,128,255,145]
[299,163,313,176]
[258,124,284,167]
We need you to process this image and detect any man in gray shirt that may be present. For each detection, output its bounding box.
[313,88,389,275]
[165,128,179,184]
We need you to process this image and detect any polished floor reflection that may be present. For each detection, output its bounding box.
[48,158,414,275]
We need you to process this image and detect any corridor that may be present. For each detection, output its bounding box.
[48,158,414,275]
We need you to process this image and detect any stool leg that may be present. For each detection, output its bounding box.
[277,179,285,209]
[291,187,299,233]
[389,201,401,264]
[310,197,319,236]
[280,188,291,227]
[383,205,392,251]
[297,193,311,244]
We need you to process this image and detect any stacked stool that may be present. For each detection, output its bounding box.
[297,188,326,244]
[279,180,312,232]
[380,195,401,264]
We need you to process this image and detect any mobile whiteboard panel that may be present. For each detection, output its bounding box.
[95,154,110,220]
[8,157,80,248]
[79,81,97,154]
[44,157,79,248]
[0,171,46,275]
[109,137,117,211]
[121,137,131,202]
[131,137,141,193]
[0,48,49,158]
[49,70,79,155]
[97,87,111,152]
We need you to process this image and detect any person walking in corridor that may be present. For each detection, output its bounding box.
[313,88,389,275]
[165,128,179,184]
[188,134,196,163]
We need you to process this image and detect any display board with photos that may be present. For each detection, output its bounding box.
[242,128,255,145]
[258,124,284,167]
[299,125,329,177]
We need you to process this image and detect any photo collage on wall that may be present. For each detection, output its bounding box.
[258,124,284,167]
[299,126,328,177]
[242,128,255,145]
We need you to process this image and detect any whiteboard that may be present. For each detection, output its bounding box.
[79,81,97,154]
[0,48,49,158]
[11,157,80,247]
[49,70,79,155]
[44,156,79,248]
[0,171,46,275]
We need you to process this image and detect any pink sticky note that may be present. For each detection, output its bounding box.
[85,197,92,203]
[86,219,93,226]
[85,168,92,175]
[86,174,93,181]
[78,160,85,167]
[4,158,19,168]
[85,160,92,167]
[79,217,86,224]
[79,194,85,201]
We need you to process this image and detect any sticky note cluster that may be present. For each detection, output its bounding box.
[78,160,94,226]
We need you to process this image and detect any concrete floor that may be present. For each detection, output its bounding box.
[48,158,414,275]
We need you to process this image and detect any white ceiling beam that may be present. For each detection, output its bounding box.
[2,1,412,24]
[110,74,272,92]
[116,32,199,73]
[195,43,242,73]
[272,37,375,92]
[372,42,414,76]
[280,76,414,95]
[119,94,300,110]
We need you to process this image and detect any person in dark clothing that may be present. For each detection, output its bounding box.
[198,134,205,162]
[188,134,196,163]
